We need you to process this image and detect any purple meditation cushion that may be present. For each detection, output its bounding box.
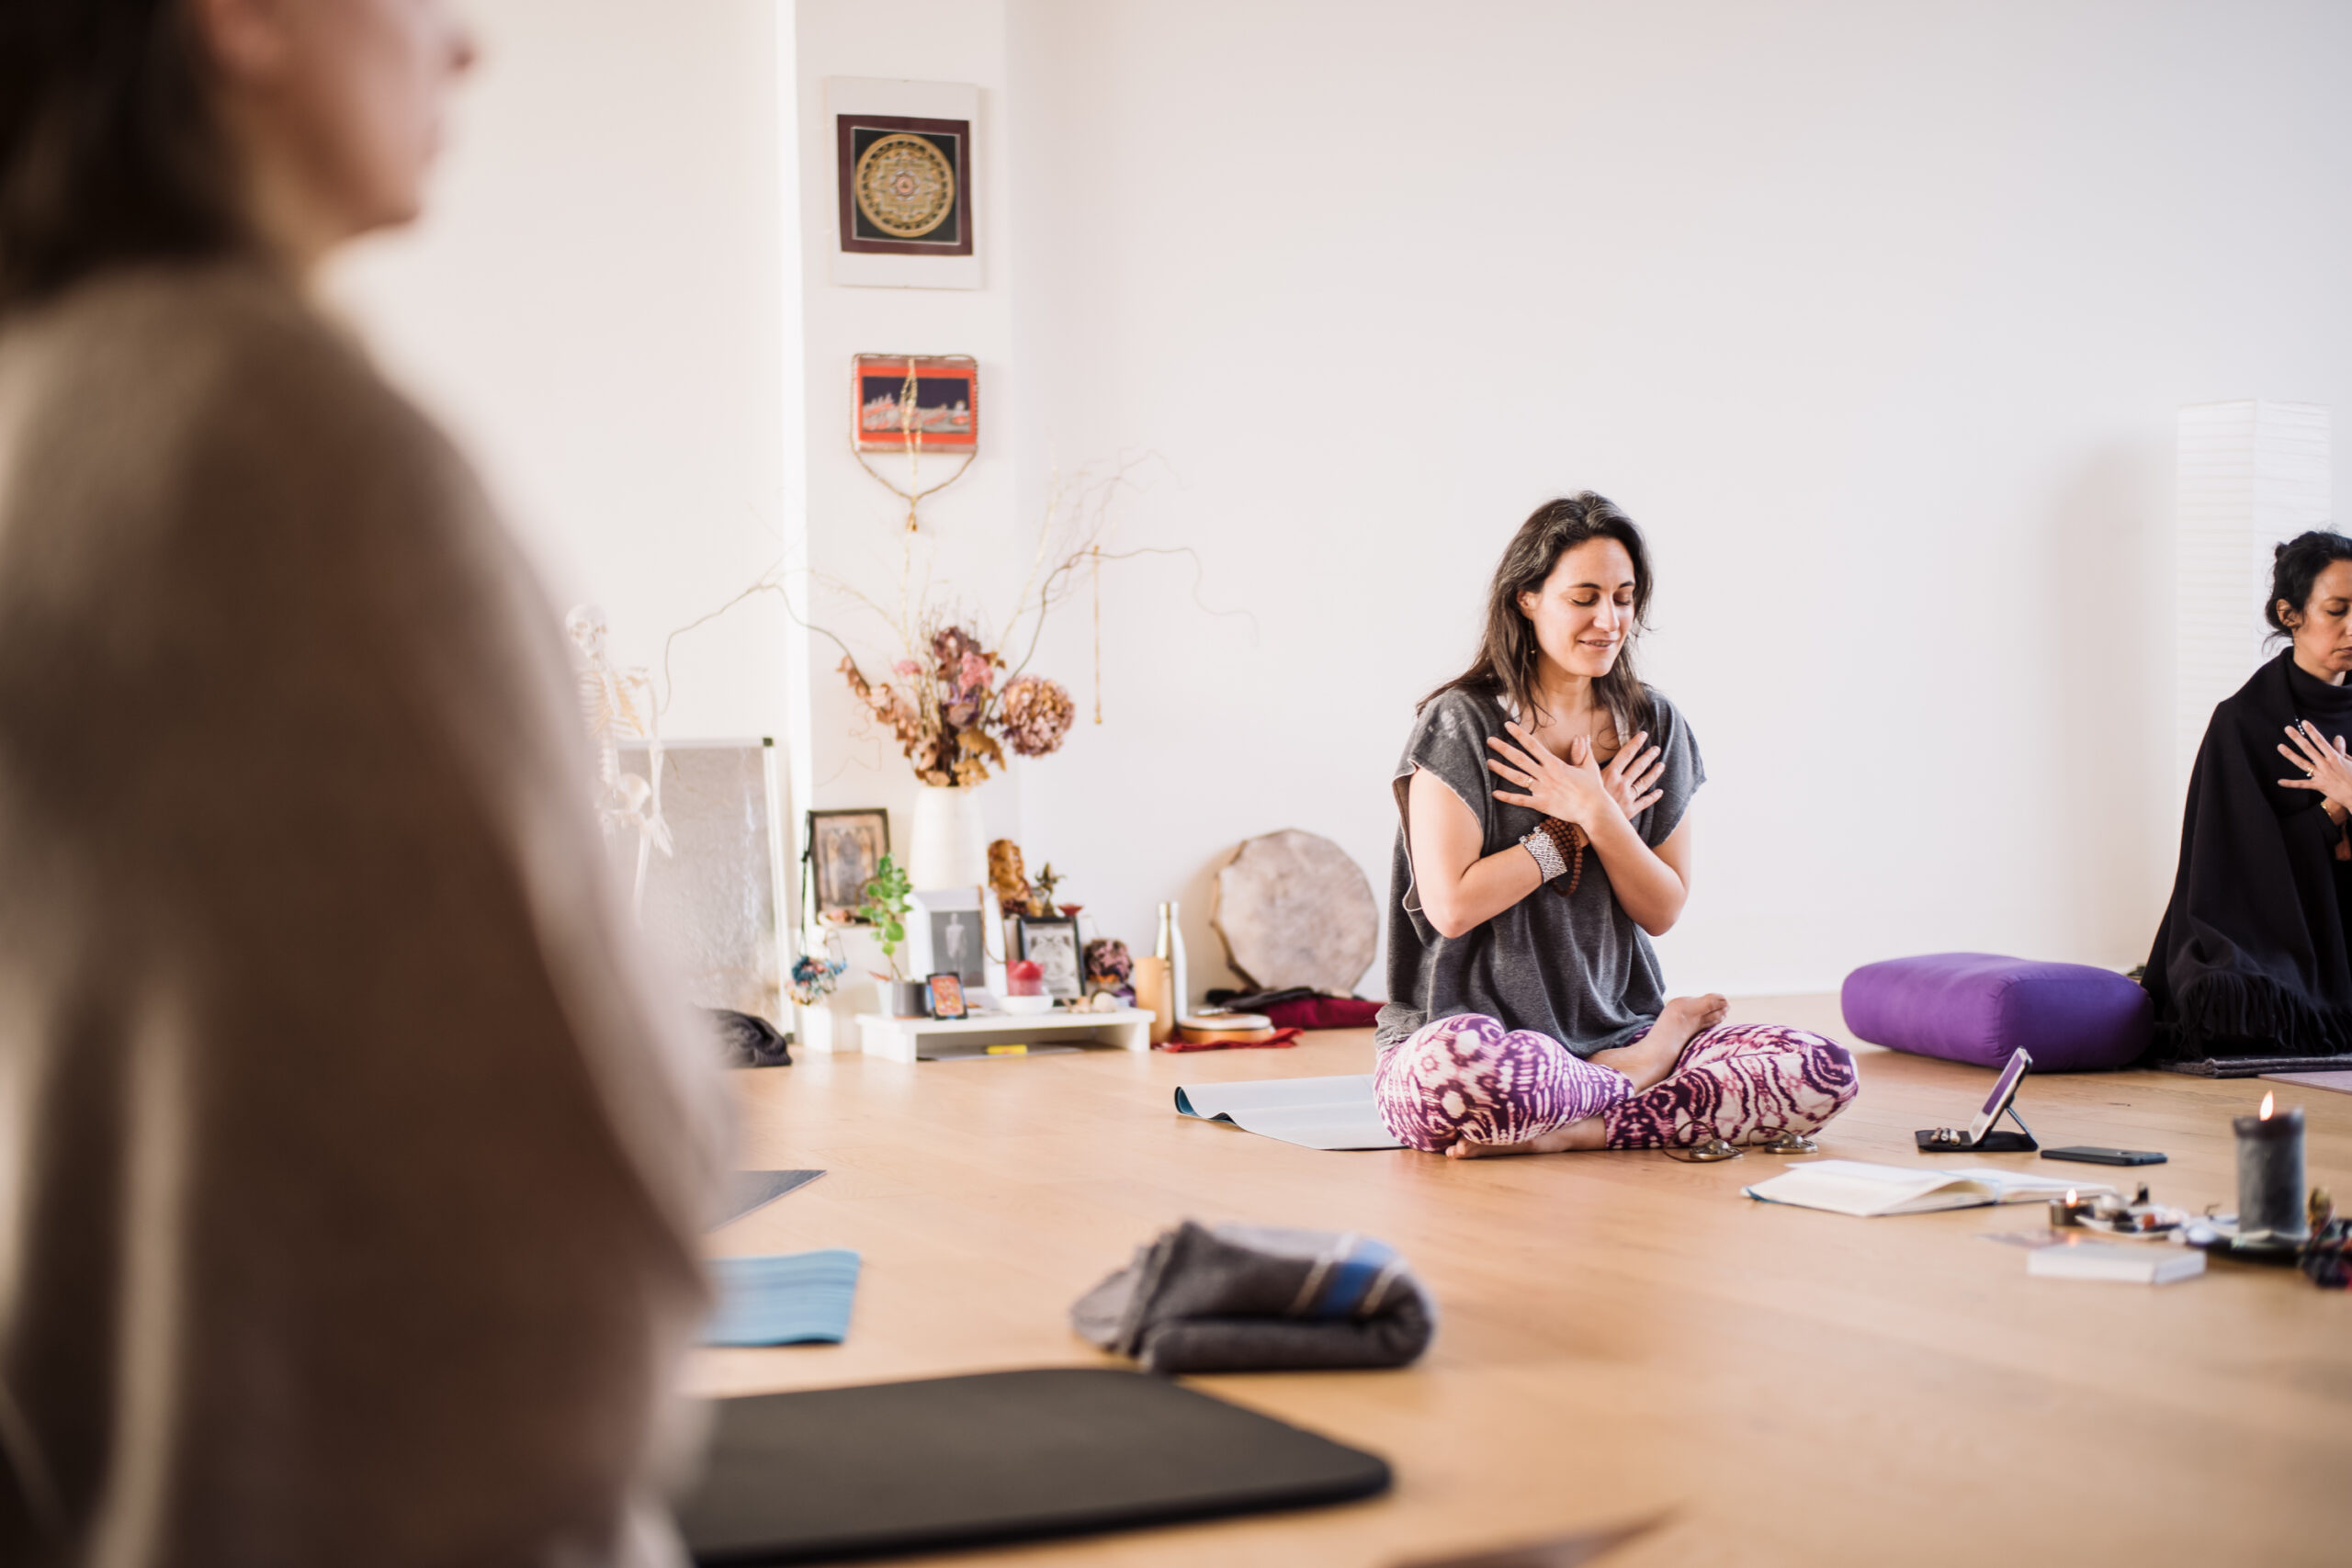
[1839,953,2152,1071]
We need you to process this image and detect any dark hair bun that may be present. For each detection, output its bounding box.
[2267,529,2352,636]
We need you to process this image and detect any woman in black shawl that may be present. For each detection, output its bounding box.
[2144,530,2352,1066]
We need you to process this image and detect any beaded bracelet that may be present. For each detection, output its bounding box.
[1536,817,1588,896]
[1518,819,1588,894]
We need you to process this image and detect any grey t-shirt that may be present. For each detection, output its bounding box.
[1374,685,1704,1056]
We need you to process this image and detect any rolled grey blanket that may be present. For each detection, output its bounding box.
[709,1008,792,1067]
[1071,1221,1434,1373]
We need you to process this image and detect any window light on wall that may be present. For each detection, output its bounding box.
[2177,400,2332,790]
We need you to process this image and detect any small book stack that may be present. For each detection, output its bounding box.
[2028,1243,2206,1285]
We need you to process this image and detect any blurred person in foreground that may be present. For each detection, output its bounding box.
[0,2,729,1563]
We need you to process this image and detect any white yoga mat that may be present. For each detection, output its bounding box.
[1173,1074,1405,1151]
[2259,1068,2352,1098]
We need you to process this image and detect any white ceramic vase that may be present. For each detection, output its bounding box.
[908,783,988,890]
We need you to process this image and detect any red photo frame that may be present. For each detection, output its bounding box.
[853,355,978,453]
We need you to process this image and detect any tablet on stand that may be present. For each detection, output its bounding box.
[1915,1047,2038,1153]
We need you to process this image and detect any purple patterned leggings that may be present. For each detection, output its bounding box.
[1374,1012,1858,1154]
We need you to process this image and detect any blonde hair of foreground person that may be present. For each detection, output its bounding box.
[0,3,730,1564]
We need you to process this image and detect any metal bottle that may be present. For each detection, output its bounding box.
[1155,900,1189,1018]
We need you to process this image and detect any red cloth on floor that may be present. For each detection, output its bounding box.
[1158,1028,1304,1053]
[1263,998,1383,1031]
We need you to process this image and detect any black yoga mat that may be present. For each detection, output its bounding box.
[2159,1053,2352,1078]
[712,1169,824,1228]
[676,1367,1391,1564]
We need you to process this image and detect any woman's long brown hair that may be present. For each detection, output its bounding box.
[1422,491,1657,739]
[0,0,247,316]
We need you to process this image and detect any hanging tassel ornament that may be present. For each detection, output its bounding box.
[898,364,921,532]
[850,359,977,532]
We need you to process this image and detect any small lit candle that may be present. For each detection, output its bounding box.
[2048,1187,2080,1228]
[2233,1091,2310,1244]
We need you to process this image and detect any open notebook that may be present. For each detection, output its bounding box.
[1745,1159,2114,1217]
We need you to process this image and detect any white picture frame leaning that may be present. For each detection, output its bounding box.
[906,886,1007,1009]
[614,739,790,1023]
[1013,916,1084,1001]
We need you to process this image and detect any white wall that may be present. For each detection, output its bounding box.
[789,0,1028,853]
[333,0,2352,1009]
[1003,0,2352,998]
[329,0,791,747]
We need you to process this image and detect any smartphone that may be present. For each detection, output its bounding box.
[1966,1048,2033,1143]
[2042,1145,2166,1167]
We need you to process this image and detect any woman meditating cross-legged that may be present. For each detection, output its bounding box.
[1373,492,1857,1156]
[2143,530,2352,1064]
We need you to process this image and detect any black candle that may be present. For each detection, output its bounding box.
[2233,1091,2309,1243]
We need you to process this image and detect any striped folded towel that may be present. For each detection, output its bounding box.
[705,1249,862,1347]
[1070,1222,1432,1373]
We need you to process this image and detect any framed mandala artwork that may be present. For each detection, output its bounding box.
[835,113,972,258]
[827,78,978,289]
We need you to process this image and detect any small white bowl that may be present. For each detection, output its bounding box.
[998,995,1056,1016]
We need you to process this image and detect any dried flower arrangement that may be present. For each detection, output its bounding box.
[659,457,1230,792]
[824,465,1140,786]
[839,625,1075,787]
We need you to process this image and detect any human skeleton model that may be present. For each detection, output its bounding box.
[566,605,671,916]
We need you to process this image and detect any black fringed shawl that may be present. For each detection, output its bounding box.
[2144,649,2352,1061]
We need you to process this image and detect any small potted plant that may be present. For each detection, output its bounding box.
[857,854,927,1018]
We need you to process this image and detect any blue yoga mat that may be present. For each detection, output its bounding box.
[705,1249,863,1347]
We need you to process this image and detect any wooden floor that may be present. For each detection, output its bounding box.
[695,997,2352,1568]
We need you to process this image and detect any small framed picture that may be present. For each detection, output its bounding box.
[853,355,978,452]
[807,808,888,923]
[926,972,967,1020]
[907,886,1006,1005]
[836,114,972,257]
[1014,916,1082,1000]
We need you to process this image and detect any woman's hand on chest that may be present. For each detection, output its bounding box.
[1486,720,1662,830]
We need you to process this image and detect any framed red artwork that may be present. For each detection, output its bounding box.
[853,355,978,453]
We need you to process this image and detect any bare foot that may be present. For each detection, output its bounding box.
[1444,995,1727,1158]
[1445,1117,1608,1157]
[1589,993,1726,1095]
